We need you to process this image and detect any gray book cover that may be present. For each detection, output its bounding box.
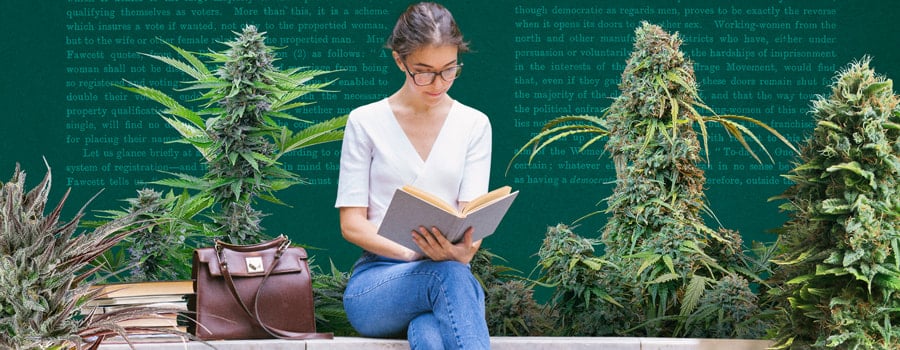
[377,188,518,254]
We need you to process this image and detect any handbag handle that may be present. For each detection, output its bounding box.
[216,235,288,252]
[215,237,333,340]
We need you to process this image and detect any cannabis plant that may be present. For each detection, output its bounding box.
[0,162,186,349]
[514,22,796,337]
[87,188,214,282]
[471,249,554,336]
[534,224,621,336]
[768,58,900,349]
[311,259,356,336]
[121,25,346,244]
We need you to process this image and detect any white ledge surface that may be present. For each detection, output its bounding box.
[97,336,773,350]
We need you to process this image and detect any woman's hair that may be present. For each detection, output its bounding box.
[387,2,470,59]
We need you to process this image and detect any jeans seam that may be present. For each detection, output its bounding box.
[344,270,440,299]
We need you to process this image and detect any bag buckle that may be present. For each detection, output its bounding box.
[246,257,265,273]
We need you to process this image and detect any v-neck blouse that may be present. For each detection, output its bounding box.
[335,98,492,228]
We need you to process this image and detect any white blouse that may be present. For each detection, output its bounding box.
[335,98,492,228]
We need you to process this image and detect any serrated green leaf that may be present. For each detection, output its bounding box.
[151,178,206,191]
[257,193,288,206]
[636,254,662,275]
[842,248,865,267]
[873,274,900,290]
[819,198,851,214]
[786,274,816,285]
[141,52,206,82]
[827,161,876,188]
[663,255,675,274]
[647,272,679,285]
[582,258,604,270]
[816,264,849,276]
[680,275,708,316]
[160,38,212,77]
[506,114,609,175]
[883,121,900,131]
[893,239,900,269]
[239,152,260,172]
[862,81,892,96]
[825,332,851,347]
[118,83,205,128]
[816,120,843,132]
[772,249,814,265]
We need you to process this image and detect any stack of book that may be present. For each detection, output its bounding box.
[84,280,193,332]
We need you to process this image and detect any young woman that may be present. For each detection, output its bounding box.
[334,2,492,349]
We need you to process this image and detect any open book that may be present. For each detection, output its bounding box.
[377,185,518,254]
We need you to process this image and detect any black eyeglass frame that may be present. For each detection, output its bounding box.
[401,61,464,86]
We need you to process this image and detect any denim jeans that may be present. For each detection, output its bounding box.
[343,252,490,350]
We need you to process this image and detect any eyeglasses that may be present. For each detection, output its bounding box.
[401,61,463,86]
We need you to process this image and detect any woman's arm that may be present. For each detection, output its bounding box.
[339,206,421,261]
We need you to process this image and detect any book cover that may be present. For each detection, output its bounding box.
[93,327,190,344]
[98,334,190,344]
[377,186,518,254]
[86,300,188,313]
[85,280,192,308]
[91,280,193,299]
[115,314,182,328]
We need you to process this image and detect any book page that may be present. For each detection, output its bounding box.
[462,186,512,216]
[93,280,193,299]
[401,185,459,215]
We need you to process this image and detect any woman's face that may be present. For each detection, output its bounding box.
[394,44,460,106]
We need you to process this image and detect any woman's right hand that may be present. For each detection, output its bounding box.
[412,226,479,264]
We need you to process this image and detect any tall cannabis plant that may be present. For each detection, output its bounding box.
[121,25,346,244]
[514,22,795,337]
[0,162,186,349]
[595,22,776,338]
[768,58,900,349]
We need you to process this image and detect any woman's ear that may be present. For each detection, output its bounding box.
[392,51,405,71]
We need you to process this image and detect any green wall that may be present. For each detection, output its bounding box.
[2,0,898,272]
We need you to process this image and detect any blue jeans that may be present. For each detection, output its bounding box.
[343,252,490,350]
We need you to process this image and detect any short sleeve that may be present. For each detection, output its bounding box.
[334,114,372,208]
[458,113,492,202]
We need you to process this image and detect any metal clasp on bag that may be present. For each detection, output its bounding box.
[276,237,291,258]
[246,257,265,274]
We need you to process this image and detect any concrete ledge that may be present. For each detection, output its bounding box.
[97,336,773,349]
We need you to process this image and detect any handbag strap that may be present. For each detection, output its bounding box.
[217,235,288,252]
[216,239,333,340]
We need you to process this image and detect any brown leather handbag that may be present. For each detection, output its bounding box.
[190,235,332,340]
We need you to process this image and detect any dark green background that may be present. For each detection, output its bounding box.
[2,1,898,274]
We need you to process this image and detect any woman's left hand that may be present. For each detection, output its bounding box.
[412,226,479,264]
